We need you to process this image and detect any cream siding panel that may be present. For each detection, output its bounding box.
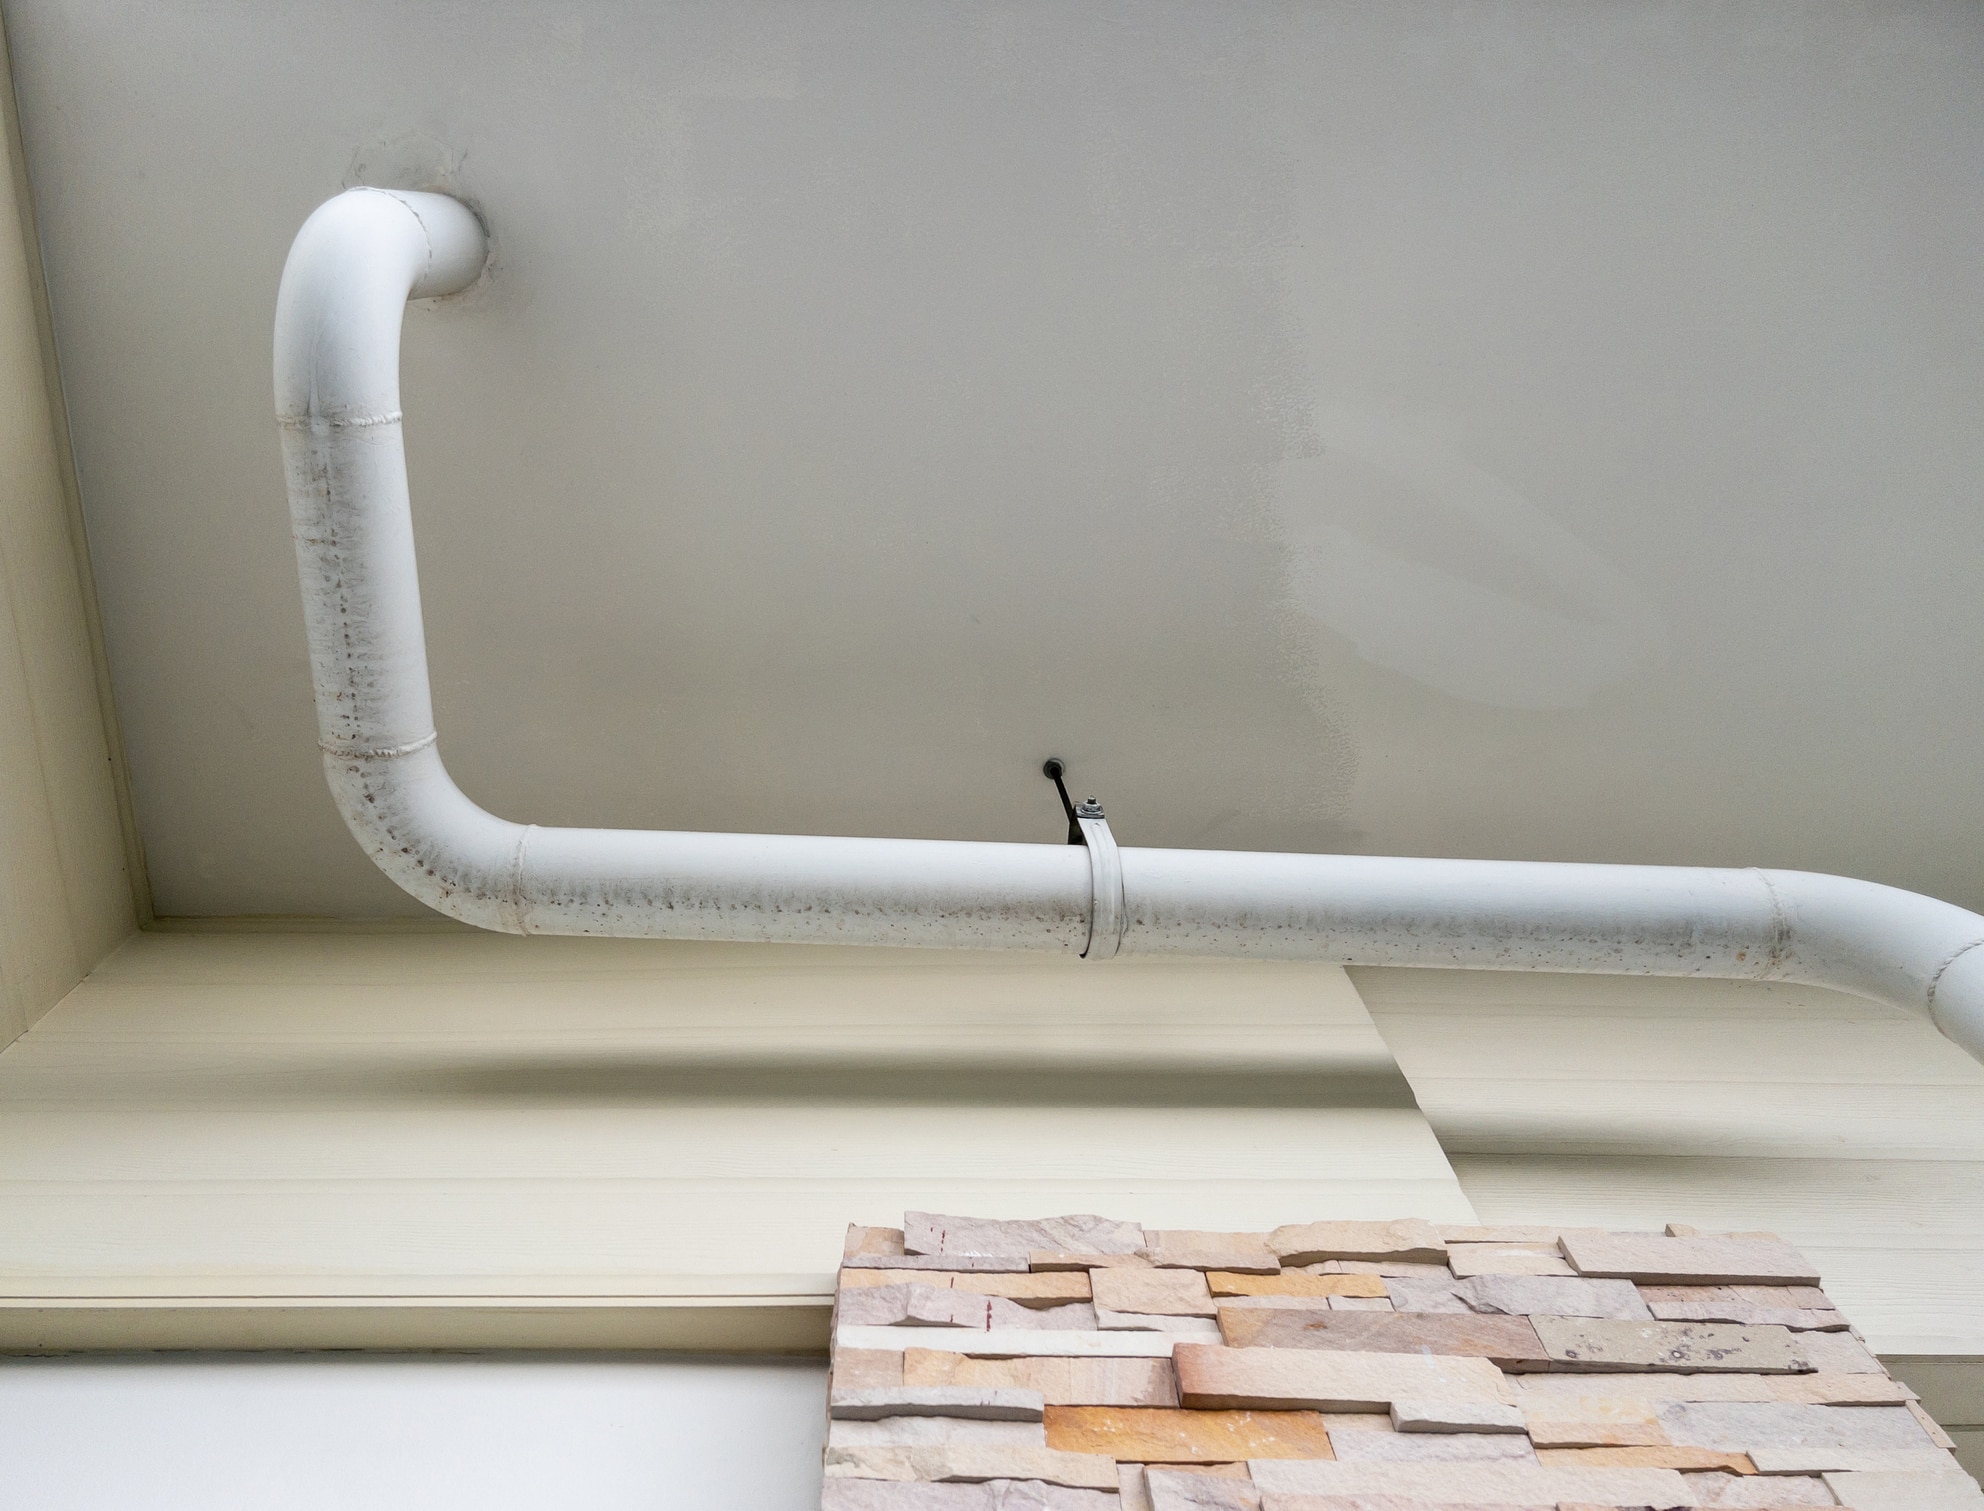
[0,934,1472,1348]
[0,26,137,1048]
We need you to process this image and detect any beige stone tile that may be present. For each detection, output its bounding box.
[1388,1398,1526,1434]
[1117,1463,1154,1511]
[1328,1430,1536,1463]
[988,1299,1100,1331]
[1094,1311,1222,1338]
[1323,1297,1392,1312]
[1244,1457,1693,1504]
[1144,1232,1279,1274]
[1638,1402,1954,1473]
[820,1482,1121,1510]
[1174,1342,1515,1411]
[1763,1447,1970,1473]
[1092,1268,1217,1317]
[1253,1495,1557,1511]
[1822,1468,1984,1508]
[906,1212,1144,1259]
[1681,1470,1837,1506]
[841,1324,1179,1356]
[1208,1273,1386,1300]
[1216,1307,1548,1369]
[1530,1316,1805,1372]
[846,1254,1034,1272]
[1206,1292,1364,1308]
[1458,1275,1650,1321]
[1270,1220,1446,1266]
[1517,1372,1772,1401]
[830,1386,1047,1422]
[1144,1467,1262,1511]
[1515,1370,1911,1405]
[1035,1252,1156,1272]
[1795,1331,1886,1374]
[1044,1405,1333,1463]
[905,1350,1180,1407]
[828,1417,1047,1448]
[840,1282,993,1329]
[1438,1225,1565,1244]
[835,1347,908,1393]
[962,1274,1094,1306]
[1640,1283,1834,1308]
[1535,1444,1755,1473]
[1638,1284,1847,1330]
[1447,1245,1575,1278]
[848,1225,907,1258]
[823,1441,1121,1489]
[1561,1232,1821,1286]
[1306,1260,1454,1280]
[1520,1393,1668,1447]
[844,1269,1094,1305]
[1653,1400,1934,1458]
[1772,1373,1915,1405]
[1381,1277,1473,1314]
[1649,1299,1848,1329]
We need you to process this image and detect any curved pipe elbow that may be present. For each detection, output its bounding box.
[275,188,485,426]
[1759,869,1984,1064]
[322,743,528,934]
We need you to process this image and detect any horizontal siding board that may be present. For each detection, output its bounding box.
[0,935,1472,1347]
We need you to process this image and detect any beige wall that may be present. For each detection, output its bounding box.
[0,932,1470,1350]
[0,22,138,1050]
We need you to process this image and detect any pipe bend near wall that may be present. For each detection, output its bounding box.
[274,188,1984,1067]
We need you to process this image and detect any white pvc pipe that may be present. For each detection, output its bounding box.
[275,189,1984,1066]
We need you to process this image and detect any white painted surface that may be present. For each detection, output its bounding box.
[7,2,1983,919]
[0,1353,828,1511]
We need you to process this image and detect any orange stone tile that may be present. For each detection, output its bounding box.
[1538,1445,1758,1474]
[1044,1405,1334,1463]
[1521,1394,1668,1447]
[846,1225,906,1258]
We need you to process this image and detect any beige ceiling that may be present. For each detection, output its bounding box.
[9,1,1982,919]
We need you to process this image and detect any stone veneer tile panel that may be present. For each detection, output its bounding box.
[823,1214,1981,1508]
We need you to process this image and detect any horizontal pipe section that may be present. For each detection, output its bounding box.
[275,189,1984,1068]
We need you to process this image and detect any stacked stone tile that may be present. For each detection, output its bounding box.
[823,1213,1982,1510]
